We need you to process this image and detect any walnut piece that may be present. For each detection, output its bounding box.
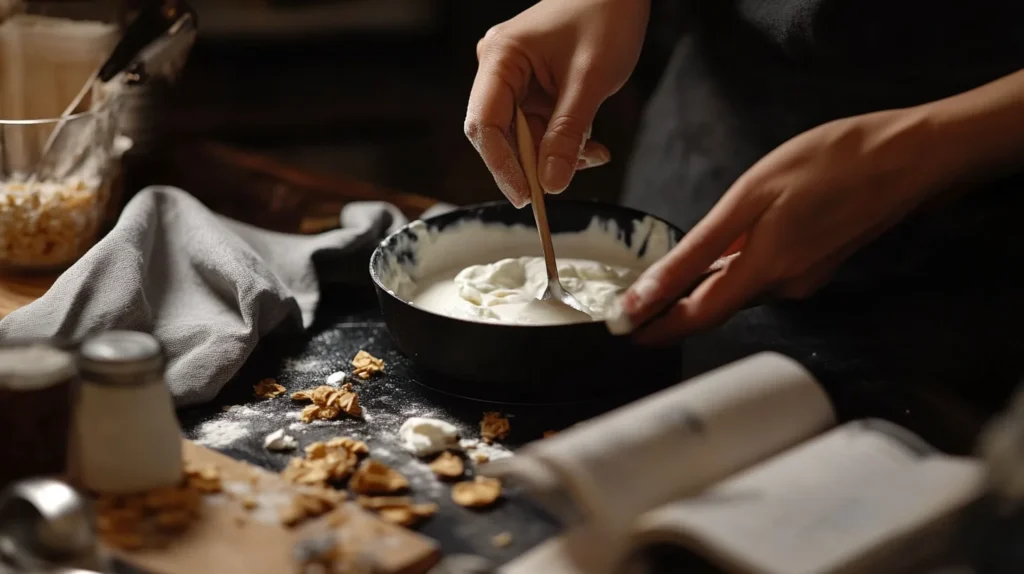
[471,452,490,464]
[279,487,347,528]
[254,378,286,399]
[281,437,368,487]
[357,496,438,527]
[429,452,464,480]
[292,384,361,422]
[350,460,409,495]
[96,466,219,550]
[492,532,513,548]
[480,412,511,444]
[451,476,502,508]
[351,350,384,380]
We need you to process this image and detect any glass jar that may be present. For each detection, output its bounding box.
[0,100,123,272]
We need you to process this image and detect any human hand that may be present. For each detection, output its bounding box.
[465,0,649,207]
[608,107,946,343]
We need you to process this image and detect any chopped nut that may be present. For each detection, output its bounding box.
[471,452,490,464]
[356,496,437,527]
[185,465,223,493]
[240,496,258,511]
[283,437,367,487]
[351,350,384,380]
[96,471,215,550]
[0,179,107,269]
[429,452,465,479]
[293,385,361,422]
[254,378,286,399]
[492,532,513,548]
[350,460,409,495]
[480,412,510,444]
[326,436,369,455]
[451,476,502,508]
[279,489,346,528]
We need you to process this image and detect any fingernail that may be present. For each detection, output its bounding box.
[605,297,634,335]
[541,156,573,193]
[627,278,659,312]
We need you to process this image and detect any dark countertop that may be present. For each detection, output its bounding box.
[168,281,1014,570]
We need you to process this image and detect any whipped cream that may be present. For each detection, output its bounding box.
[399,417,461,457]
[412,257,635,325]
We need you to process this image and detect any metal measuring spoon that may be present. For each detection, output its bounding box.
[0,479,99,572]
[513,107,592,317]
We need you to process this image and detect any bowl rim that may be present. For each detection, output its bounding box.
[368,199,685,330]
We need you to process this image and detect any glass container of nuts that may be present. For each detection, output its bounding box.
[0,11,125,273]
[0,103,123,272]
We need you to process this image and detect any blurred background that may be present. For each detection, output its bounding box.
[114,0,688,224]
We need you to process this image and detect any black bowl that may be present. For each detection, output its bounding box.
[369,200,685,403]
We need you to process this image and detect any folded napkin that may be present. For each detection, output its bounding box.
[0,186,446,406]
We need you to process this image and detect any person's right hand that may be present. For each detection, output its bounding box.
[465,0,650,208]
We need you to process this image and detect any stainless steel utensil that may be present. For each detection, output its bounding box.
[0,479,98,572]
[513,107,592,317]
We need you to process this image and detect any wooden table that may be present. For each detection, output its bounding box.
[0,141,438,319]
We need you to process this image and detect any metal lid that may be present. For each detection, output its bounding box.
[78,331,164,383]
[0,344,76,391]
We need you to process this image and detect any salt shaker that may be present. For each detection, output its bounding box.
[70,330,182,494]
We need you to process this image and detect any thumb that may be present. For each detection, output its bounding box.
[538,81,603,194]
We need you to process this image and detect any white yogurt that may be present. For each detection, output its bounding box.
[412,257,635,325]
[377,214,678,327]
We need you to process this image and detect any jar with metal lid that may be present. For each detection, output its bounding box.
[70,330,182,494]
[0,341,76,488]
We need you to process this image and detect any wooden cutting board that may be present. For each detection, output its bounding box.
[0,274,53,318]
[106,440,441,574]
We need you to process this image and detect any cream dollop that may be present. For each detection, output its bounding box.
[412,257,635,325]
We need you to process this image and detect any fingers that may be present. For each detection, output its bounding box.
[633,252,768,344]
[538,72,605,194]
[577,140,611,170]
[465,48,532,208]
[612,180,775,331]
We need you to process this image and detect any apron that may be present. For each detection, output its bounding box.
[621,0,1024,434]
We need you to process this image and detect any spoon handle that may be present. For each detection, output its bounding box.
[514,107,560,283]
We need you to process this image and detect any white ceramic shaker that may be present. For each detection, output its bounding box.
[70,330,182,494]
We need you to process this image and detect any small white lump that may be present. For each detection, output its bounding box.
[399,417,460,457]
[325,371,347,386]
[263,428,298,452]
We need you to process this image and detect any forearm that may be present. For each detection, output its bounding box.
[922,68,1024,185]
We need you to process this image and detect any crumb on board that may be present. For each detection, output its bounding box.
[96,465,223,550]
[351,350,384,380]
[451,476,502,509]
[291,384,361,422]
[350,459,410,495]
[428,451,465,480]
[480,412,511,444]
[254,378,286,399]
[492,532,513,548]
[357,496,438,527]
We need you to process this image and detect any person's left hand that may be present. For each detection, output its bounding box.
[612,106,948,344]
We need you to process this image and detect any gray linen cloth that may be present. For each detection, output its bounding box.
[0,186,450,406]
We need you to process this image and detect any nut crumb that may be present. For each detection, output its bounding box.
[429,452,465,480]
[492,532,513,548]
[481,412,510,444]
[292,384,361,422]
[254,378,286,399]
[96,470,215,550]
[240,496,258,511]
[471,452,490,464]
[357,496,438,527]
[351,350,384,380]
[185,465,222,493]
[350,460,409,495]
[279,488,346,528]
[543,430,558,438]
[451,476,502,508]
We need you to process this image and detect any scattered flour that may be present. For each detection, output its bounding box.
[194,419,250,448]
[283,356,324,374]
